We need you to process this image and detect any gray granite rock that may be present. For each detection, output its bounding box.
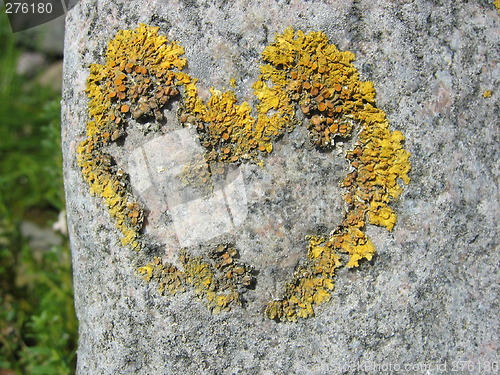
[62,0,499,374]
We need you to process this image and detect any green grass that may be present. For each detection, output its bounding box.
[0,12,77,375]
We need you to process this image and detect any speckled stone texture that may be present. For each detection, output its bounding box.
[62,0,499,374]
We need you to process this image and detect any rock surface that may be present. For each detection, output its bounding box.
[62,0,499,374]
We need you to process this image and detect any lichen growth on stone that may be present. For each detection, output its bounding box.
[78,24,411,321]
[254,28,410,321]
[137,244,254,313]
[177,154,214,197]
[266,235,340,321]
[77,24,188,250]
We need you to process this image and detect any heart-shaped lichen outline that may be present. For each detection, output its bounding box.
[77,24,411,322]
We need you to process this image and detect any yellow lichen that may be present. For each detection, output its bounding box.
[266,236,340,321]
[495,0,500,13]
[79,25,411,320]
[254,28,410,321]
[78,24,188,250]
[483,90,492,98]
[137,245,254,312]
[177,155,213,197]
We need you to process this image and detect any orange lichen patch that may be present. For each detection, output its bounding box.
[78,24,188,249]
[266,236,341,321]
[254,27,363,149]
[347,100,411,237]
[329,228,376,268]
[178,79,292,165]
[76,138,142,249]
[177,155,213,197]
[137,257,184,295]
[137,245,254,313]
[181,87,258,164]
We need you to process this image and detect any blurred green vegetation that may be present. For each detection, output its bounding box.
[0,12,77,375]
